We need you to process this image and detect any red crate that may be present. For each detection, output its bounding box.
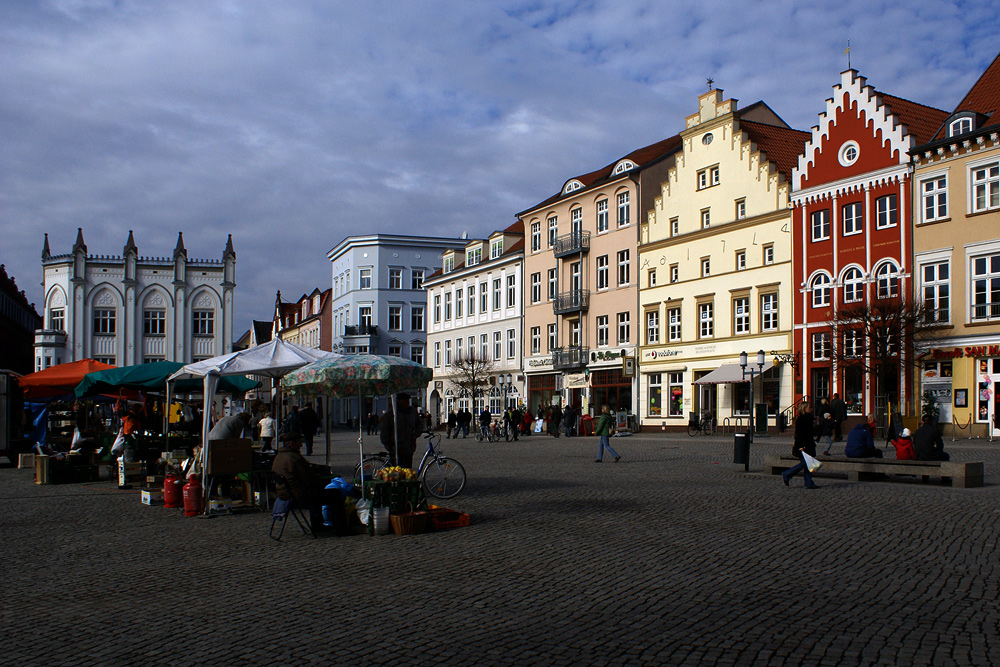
[426,504,470,530]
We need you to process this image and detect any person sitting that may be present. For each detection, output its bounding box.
[845,415,883,458]
[890,428,916,460]
[912,415,950,461]
[271,437,347,535]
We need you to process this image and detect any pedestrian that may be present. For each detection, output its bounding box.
[817,412,835,456]
[549,403,562,438]
[912,415,950,461]
[379,393,420,468]
[460,408,471,438]
[594,405,620,463]
[781,402,818,489]
[447,409,458,439]
[299,404,319,456]
[845,414,882,458]
[258,412,276,452]
[479,407,492,439]
[564,404,576,438]
[281,405,303,445]
[830,393,847,441]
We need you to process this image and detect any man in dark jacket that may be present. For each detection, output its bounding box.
[912,416,950,461]
[299,404,320,456]
[830,393,848,441]
[845,415,882,458]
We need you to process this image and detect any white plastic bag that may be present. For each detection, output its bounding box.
[356,498,372,526]
[111,430,126,456]
[802,451,823,473]
[71,428,83,449]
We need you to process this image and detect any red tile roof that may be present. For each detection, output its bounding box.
[877,93,949,145]
[739,120,810,179]
[935,50,1000,140]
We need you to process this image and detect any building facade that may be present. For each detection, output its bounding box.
[0,264,42,375]
[791,70,948,418]
[274,288,333,352]
[35,229,236,369]
[424,223,524,424]
[911,52,1000,437]
[518,134,682,419]
[638,90,807,430]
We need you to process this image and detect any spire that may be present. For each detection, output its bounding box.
[173,232,186,259]
[123,229,137,255]
[223,234,236,260]
[42,233,51,260]
[72,227,86,254]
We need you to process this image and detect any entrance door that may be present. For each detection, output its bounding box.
[811,368,830,403]
[698,384,717,422]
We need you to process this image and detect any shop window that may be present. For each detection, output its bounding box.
[648,374,662,417]
[667,372,684,416]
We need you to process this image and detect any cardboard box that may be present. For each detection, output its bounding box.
[205,439,252,475]
[208,498,232,515]
[141,490,164,506]
[19,453,35,469]
[118,461,144,487]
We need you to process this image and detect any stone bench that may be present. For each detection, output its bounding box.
[763,454,984,489]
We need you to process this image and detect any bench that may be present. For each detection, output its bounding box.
[763,454,984,489]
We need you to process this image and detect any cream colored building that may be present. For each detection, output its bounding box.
[638,90,808,430]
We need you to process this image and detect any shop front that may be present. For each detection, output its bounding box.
[925,343,1000,438]
[527,372,560,416]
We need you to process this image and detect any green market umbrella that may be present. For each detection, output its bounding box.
[75,361,259,398]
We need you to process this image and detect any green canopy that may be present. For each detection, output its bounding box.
[74,361,259,398]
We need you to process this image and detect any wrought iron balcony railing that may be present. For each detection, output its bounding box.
[553,289,590,315]
[552,346,588,370]
[553,231,591,258]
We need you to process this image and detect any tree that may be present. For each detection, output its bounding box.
[448,348,496,408]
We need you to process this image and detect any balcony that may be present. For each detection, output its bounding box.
[553,289,590,315]
[34,329,67,349]
[552,346,588,370]
[344,324,379,337]
[553,231,591,258]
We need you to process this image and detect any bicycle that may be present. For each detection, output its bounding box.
[355,431,467,499]
[687,411,715,437]
[475,422,496,443]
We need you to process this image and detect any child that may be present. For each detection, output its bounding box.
[891,428,916,460]
[818,412,835,456]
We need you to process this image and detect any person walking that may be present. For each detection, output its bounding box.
[781,402,818,489]
[549,403,562,438]
[258,412,276,452]
[830,393,847,441]
[299,404,319,456]
[594,405,620,463]
[446,409,458,439]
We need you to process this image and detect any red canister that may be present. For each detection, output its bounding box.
[182,475,205,517]
[163,473,183,508]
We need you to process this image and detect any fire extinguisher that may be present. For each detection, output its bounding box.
[164,473,183,508]
[182,474,205,517]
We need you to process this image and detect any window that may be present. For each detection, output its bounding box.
[433,295,441,324]
[875,262,899,299]
[494,331,502,360]
[761,293,778,331]
[876,195,898,229]
[492,278,501,311]
[972,161,1000,213]
[568,319,580,347]
[597,315,609,347]
[648,374,662,417]
[812,332,831,360]
[507,275,516,308]
[838,140,859,166]
[921,176,947,222]
[698,302,713,338]
[617,250,630,286]
[736,199,746,220]
[388,305,402,330]
[547,323,558,351]
[443,293,452,320]
[597,199,609,233]
[491,238,504,259]
[811,273,831,307]
[530,326,541,354]
[443,256,454,273]
[455,291,463,318]
[506,329,516,358]
[467,287,475,316]
[670,217,679,237]
[763,244,774,265]
[571,208,582,235]
[193,310,214,336]
[466,247,482,267]
[647,268,657,288]
[49,307,65,332]
[531,221,541,251]
[547,215,558,246]
[972,254,1000,321]
[617,192,630,226]
[670,264,678,284]
[597,255,609,290]
[530,273,541,303]
[843,329,862,358]
[736,251,746,271]
[480,333,488,359]
[359,268,372,289]
[842,267,864,303]
[445,340,451,365]
[434,342,441,367]
[697,166,719,190]
[701,257,710,277]
[701,208,711,229]
[811,209,830,241]
[359,306,372,328]
[646,310,659,344]
[411,306,424,331]
[410,346,424,365]
[733,297,750,335]
[548,269,558,300]
[411,269,424,290]
[842,202,863,235]
[668,372,684,417]
[949,117,972,137]
[388,344,402,357]
[144,310,165,336]
[617,312,630,344]
[668,308,681,342]
[921,262,949,324]
[389,268,403,289]
[479,282,488,313]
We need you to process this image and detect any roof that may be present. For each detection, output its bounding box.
[877,93,950,145]
[739,120,810,180]
[252,320,273,344]
[932,50,1000,141]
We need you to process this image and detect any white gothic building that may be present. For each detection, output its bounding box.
[34,229,236,369]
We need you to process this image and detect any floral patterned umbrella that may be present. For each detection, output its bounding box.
[280,354,432,398]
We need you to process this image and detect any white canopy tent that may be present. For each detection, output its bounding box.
[167,338,339,495]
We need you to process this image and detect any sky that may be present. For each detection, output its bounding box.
[2,0,998,336]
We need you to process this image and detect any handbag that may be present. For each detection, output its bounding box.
[802,451,823,473]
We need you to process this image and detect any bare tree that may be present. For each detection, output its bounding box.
[448,348,496,405]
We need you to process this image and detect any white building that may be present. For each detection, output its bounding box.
[35,229,236,369]
[424,223,525,423]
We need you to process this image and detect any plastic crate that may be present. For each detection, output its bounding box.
[426,504,470,530]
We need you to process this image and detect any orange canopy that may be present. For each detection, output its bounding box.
[19,359,116,400]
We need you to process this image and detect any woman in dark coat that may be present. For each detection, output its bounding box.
[781,402,818,489]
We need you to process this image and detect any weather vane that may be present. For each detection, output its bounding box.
[706,77,714,91]
[845,39,851,69]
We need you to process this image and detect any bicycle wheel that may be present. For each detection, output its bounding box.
[354,454,388,484]
[421,456,466,499]
[475,430,484,443]
[687,423,700,437]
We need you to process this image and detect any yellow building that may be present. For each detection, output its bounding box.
[638,90,808,430]
[911,53,1000,437]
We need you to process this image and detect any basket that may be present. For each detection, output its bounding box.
[390,507,428,535]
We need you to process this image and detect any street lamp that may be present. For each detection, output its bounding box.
[738,350,766,472]
[498,373,512,410]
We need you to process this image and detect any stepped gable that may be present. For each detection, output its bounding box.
[739,120,810,180]
[0,264,40,317]
[879,93,950,145]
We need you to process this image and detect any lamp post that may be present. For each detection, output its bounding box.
[739,349,766,471]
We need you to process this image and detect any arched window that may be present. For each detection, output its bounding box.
[874,262,900,299]
[811,273,832,308]
[842,267,864,304]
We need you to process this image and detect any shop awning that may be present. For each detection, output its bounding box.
[693,361,773,385]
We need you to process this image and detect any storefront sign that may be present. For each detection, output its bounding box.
[566,373,590,389]
[528,357,553,367]
[592,349,625,361]
[932,345,1000,359]
[642,349,680,360]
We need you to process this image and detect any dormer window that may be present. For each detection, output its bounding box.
[612,160,637,175]
[490,238,503,259]
[443,256,454,273]
[562,180,584,194]
[949,116,973,137]
[466,247,481,267]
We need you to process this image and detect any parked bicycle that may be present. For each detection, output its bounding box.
[354,430,467,499]
[475,421,499,443]
[687,411,715,437]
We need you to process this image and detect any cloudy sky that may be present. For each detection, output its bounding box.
[3,0,998,335]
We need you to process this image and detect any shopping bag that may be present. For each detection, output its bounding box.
[110,430,126,456]
[802,451,822,473]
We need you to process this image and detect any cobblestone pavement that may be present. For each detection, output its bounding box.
[2,430,999,666]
